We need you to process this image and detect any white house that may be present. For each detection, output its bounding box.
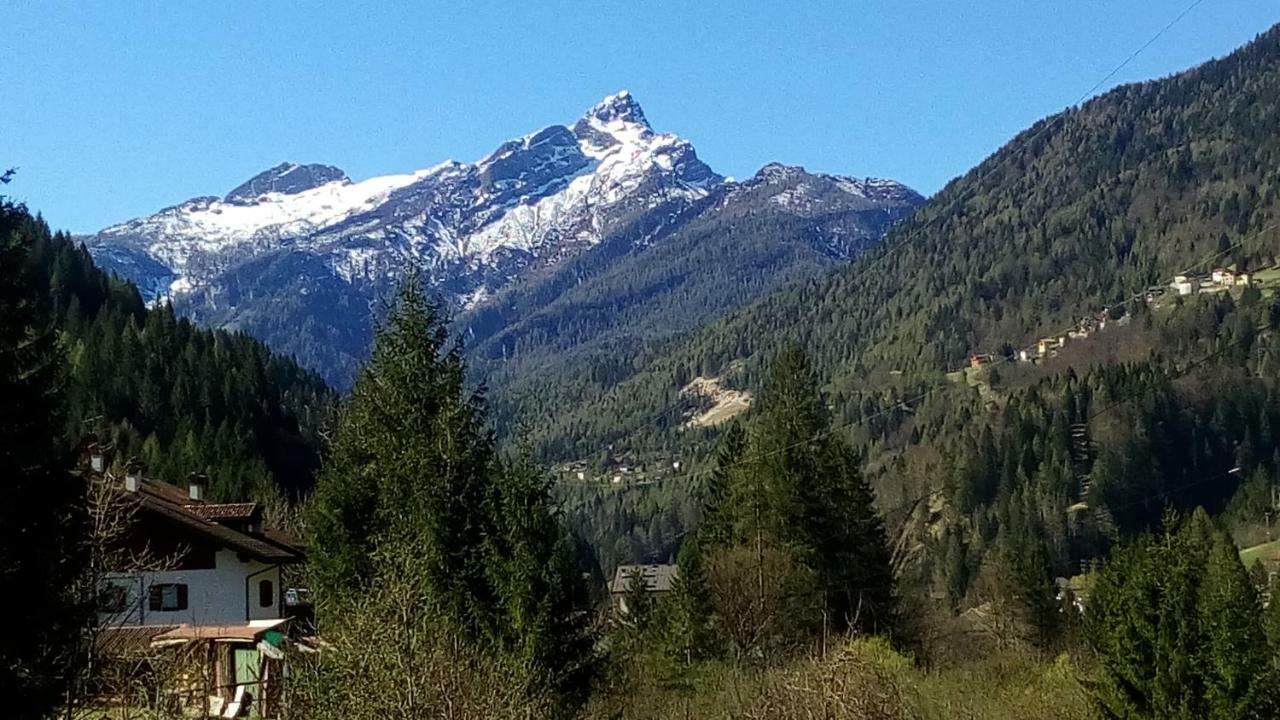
[98,473,303,628]
[1172,274,1199,296]
[90,459,306,719]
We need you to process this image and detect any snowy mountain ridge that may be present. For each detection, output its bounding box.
[86,91,727,303]
[82,91,923,386]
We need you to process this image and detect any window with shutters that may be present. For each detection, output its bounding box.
[148,583,188,612]
[258,579,274,608]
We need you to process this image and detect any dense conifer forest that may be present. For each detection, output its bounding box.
[13,206,333,499]
[527,23,1280,465]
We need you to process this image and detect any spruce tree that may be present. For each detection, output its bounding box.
[1088,510,1278,719]
[1264,573,1280,659]
[484,456,595,710]
[308,280,593,714]
[309,282,494,626]
[690,345,897,643]
[1198,530,1276,719]
[0,200,87,718]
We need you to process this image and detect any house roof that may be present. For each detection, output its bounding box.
[131,479,303,564]
[609,564,678,594]
[96,624,176,657]
[183,502,260,522]
[152,618,289,644]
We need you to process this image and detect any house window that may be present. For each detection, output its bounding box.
[258,579,274,608]
[98,584,129,614]
[148,583,188,612]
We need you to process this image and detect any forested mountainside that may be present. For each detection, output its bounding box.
[552,23,1280,581]
[7,205,333,500]
[532,23,1280,465]
[468,163,919,434]
[886,289,1280,632]
[83,93,920,389]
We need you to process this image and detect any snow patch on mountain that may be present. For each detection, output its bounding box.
[85,91,728,304]
[80,92,923,389]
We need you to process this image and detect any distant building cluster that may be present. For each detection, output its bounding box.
[555,454,684,486]
[968,309,1127,369]
[1170,267,1253,296]
[967,265,1264,372]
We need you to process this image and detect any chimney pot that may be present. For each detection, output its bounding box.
[124,459,143,492]
[187,473,207,502]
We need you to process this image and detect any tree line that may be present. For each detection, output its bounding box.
[15,209,333,499]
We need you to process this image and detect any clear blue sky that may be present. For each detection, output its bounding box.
[3,1,1276,232]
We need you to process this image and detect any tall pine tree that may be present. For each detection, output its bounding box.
[689,345,897,646]
[308,281,593,715]
[1088,509,1277,719]
[0,199,88,719]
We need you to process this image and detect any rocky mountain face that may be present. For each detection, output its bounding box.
[83,92,922,387]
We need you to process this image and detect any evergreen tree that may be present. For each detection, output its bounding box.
[0,200,88,718]
[1088,510,1277,719]
[1198,530,1276,719]
[309,282,493,619]
[620,566,657,627]
[308,280,594,714]
[485,456,595,710]
[689,345,897,646]
[1265,573,1280,662]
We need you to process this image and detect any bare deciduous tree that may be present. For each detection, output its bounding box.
[703,543,819,663]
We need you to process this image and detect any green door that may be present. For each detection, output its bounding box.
[233,647,261,717]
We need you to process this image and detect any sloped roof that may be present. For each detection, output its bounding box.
[609,564,678,594]
[133,480,303,564]
[153,618,289,644]
[183,502,260,522]
[96,624,177,657]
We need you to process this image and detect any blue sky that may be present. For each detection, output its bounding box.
[3,1,1276,232]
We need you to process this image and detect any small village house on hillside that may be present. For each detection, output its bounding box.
[609,564,678,615]
[1171,268,1254,297]
[1172,274,1199,296]
[86,444,308,719]
[1036,336,1065,357]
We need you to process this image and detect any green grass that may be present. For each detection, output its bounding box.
[1252,268,1280,287]
[1239,538,1280,568]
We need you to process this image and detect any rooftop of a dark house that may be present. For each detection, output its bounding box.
[80,455,306,565]
[134,485,303,564]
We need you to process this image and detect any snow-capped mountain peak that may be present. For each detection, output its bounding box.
[84,92,722,304]
[224,162,349,204]
[583,89,649,129]
[744,162,923,214]
[81,92,921,387]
